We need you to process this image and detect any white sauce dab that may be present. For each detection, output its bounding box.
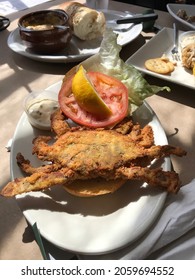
[27,99,58,129]
[181,35,195,48]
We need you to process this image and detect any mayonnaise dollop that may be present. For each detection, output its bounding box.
[24,91,58,130]
[181,35,195,49]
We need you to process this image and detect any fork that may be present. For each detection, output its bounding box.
[171,23,180,61]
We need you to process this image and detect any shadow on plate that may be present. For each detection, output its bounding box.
[16,179,163,217]
[25,35,102,57]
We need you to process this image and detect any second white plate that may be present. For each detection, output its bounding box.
[127,28,195,90]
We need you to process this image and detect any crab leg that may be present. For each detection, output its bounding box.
[1,165,181,197]
[50,109,70,137]
[115,166,181,193]
[0,167,73,197]
[16,153,60,175]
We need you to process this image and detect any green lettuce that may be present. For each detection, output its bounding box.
[88,29,170,112]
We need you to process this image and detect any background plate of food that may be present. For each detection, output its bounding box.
[167,4,195,31]
[127,27,195,90]
[7,9,142,63]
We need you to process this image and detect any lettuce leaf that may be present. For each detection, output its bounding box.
[91,29,170,112]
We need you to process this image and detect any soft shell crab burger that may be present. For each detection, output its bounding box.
[1,30,186,198]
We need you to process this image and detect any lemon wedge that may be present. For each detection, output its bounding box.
[72,65,112,118]
[193,65,195,76]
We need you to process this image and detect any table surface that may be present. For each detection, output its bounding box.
[0,0,195,260]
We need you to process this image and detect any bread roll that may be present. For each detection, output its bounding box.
[59,1,106,40]
[64,178,126,197]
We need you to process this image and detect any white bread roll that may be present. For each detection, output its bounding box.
[59,2,106,40]
[64,178,125,197]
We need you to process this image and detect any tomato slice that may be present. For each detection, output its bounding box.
[58,71,128,128]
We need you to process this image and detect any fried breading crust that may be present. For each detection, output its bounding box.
[50,109,70,137]
[1,166,182,197]
[1,122,186,197]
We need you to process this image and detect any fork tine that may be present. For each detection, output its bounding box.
[172,52,180,61]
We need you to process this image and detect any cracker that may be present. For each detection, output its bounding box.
[145,58,174,74]
[167,61,175,73]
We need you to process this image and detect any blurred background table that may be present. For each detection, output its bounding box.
[113,0,194,12]
[0,0,195,260]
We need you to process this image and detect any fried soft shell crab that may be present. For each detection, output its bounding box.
[1,109,186,197]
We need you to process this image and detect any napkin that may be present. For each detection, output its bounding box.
[78,179,195,260]
[0,0,52,16]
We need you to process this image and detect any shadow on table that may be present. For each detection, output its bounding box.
[146,75,195,109]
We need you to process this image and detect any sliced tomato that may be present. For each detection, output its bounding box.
[58,71,128,128]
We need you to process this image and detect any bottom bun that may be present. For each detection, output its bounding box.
[64,178,126,197]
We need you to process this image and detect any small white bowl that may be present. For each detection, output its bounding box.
[24,90,59,130]
[179,30,195,49]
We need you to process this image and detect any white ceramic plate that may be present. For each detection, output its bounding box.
[10,81,169,255]
[7,10,142,63]
[167,4,195,31]
[127,27,195,90]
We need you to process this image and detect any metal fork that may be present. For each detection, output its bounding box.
[171,23,180,61]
